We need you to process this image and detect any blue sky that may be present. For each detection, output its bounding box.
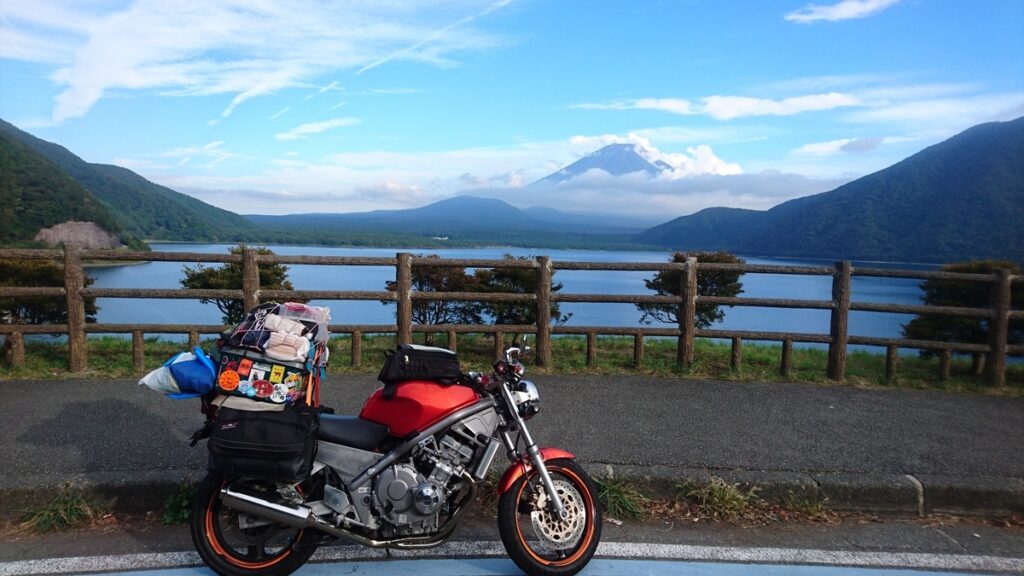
[1,0,1022,220]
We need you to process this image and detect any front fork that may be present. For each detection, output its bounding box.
[497,383,569,520]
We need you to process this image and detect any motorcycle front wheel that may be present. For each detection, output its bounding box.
[189,473,319,576]
[497,458,602,576]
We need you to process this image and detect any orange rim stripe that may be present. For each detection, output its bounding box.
[203,485,300,570]
[513,466,596,567]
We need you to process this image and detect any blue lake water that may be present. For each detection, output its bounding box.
[83,244,936,354]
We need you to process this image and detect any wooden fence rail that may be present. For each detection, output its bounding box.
[0,245,1018,386]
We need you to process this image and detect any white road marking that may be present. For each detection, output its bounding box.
[0,541,1021,575]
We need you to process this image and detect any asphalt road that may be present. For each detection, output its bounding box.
[1,374,1022,493]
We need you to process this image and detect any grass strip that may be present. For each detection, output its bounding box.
[2,333,1021,394]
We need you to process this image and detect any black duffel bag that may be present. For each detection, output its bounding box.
[208,405,319,483]
[377,344,461,398]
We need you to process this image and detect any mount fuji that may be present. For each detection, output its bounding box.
[532,143,672,185]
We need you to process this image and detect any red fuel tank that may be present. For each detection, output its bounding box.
[359,381,479,438]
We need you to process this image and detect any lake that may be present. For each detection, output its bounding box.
[84,244,936,354]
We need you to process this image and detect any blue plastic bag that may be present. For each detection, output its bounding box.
[165,346,217,399]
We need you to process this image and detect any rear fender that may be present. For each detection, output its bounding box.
[497,447,575,494]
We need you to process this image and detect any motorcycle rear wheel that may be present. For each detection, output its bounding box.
[497,458,602,576]
[189,473,319,576]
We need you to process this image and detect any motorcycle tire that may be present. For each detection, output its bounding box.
[497,458,602,576]
[189,473,319,576]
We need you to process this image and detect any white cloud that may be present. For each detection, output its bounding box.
[469,171,849,220]
[785,0,900,23]
[843,92,1024,128]
[702,93,861,120]
[573,92,861,120]
[159,140,239,168]
[269,106,291,120]
[792,139,854,156]
[1,0,508,122]
[572,98,694,115]
[274,117,363,140]
[564,133,742,177]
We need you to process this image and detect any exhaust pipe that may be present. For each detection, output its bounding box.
[220,488,313,529]
[218,472,477,550]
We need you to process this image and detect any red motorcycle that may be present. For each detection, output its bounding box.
[189,341,602,576]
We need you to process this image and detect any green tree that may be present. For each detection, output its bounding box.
[1,259,98,359]
[636,252,745,328]
[385,254,483,345]
[181,246,295,324]
[474,255,570,326]
[902,260,1023,357]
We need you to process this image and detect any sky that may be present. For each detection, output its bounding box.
[1,0,1023,221]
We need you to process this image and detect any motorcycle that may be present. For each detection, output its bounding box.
[189,340,602,576]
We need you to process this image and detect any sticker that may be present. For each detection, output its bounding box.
[238,381,253,396]
[270,365,285,383]
[271,384,288,403]
[284,372,302,387]
[237,358,253,377]
[253,379,273,398]
[249,369,267,381]
[252,362,272,373]
[218,370,240,391]
[225,360,239,371]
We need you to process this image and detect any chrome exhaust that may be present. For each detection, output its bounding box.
[218,472,478,549]
[220,488,313,529]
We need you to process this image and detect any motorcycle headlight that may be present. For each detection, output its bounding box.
[512,379,540,420]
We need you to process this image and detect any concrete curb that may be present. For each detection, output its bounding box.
[580,463,1024,518]
[3,463,1022,521]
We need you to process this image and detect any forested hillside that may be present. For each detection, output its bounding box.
[0,119,254,242]
[0,129,122,245]
[640,117,1024,263]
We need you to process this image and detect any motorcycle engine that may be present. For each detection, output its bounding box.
[374,408,499,536]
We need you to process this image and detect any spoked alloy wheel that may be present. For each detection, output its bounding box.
[498,458,602,576]
[189,474,318,576]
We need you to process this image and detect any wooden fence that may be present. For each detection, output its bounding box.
[0,245,1020,385]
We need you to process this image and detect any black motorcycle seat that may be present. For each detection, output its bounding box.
[318,414,389,451]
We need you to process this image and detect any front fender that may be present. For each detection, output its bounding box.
[497,447,575,494]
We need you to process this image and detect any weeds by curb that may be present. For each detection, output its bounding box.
[19,483,102,533]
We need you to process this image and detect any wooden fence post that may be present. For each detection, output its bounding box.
[351,330,362,368]
[396,253,412,346]
[241,247,259,311]
[633,334,644,369]
[730,337,742,371]
[188,330,199,349]
[63,243,87,373]
[780,339,792,377]
[971,353,984,376]
[494,331,504,360]
[132,331,145,373]
[9,331,25,367]
[986,268,1011,387]
[885,345,898,381]
[938,349,951,381]
[446,329,457,353]
[827,261,851,381]
[677,257,697,367]
[586,332,597,367]
[535,256,552,367]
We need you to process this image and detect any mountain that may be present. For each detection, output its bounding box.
[246,195,649,235]
[0,127,124,246]
[639,117,1024,263]
[0,119,255,242]
[532,143,668,185]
